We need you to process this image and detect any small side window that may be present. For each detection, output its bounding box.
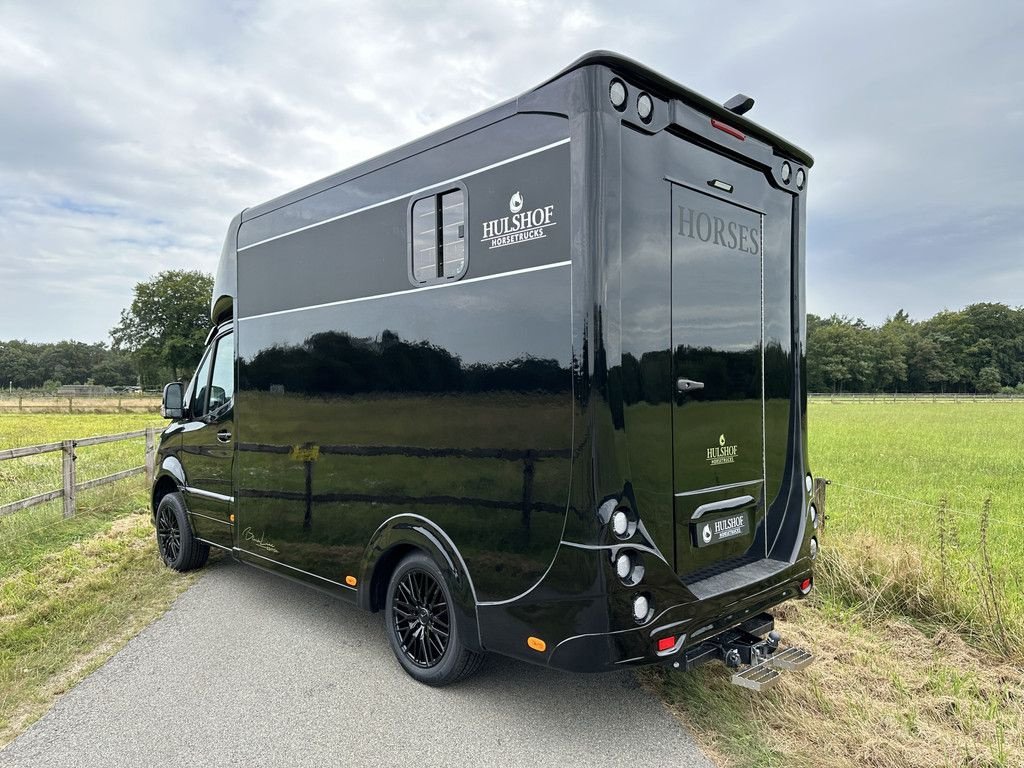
[410,188,466,285]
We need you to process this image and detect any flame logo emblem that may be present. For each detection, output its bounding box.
[702,524,713,544]
[719,434,726,447]
[509,191,524,213]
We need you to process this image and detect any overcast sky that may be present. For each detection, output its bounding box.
[1,1,1021,343]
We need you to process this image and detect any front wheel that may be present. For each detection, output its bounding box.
[155,492,210,572]
[384,551,484,686]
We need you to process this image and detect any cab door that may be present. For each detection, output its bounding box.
[179,330,235,550]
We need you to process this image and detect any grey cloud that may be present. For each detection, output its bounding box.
[0,0,1021,343]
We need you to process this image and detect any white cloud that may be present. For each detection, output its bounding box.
[0,0,1022,342]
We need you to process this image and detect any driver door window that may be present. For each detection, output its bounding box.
[207,333,234,415]
[189,350,213,419]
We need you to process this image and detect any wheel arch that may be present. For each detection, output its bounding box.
[151,456,186,518]
[360,514,482,653]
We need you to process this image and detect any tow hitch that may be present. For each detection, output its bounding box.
[670,613,815,691]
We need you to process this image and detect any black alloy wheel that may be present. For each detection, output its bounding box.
[384,551,484,686]
[392,568,451,668]
[157,504,182,564]
[154,492,210,572]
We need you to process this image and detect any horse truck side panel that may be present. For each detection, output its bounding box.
[231,109,576,659]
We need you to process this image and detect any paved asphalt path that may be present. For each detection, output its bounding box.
[1,557,714,768]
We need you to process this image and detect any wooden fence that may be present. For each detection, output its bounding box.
[809,392,1024,402]
[0,428,158,518]
[0,396,161,414]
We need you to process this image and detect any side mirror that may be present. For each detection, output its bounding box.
[161,382,185,419]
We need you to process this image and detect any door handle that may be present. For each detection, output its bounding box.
[217,430,232,443]
[676,378,705,393]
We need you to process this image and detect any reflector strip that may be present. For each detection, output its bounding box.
[711,119,745,141]
[657,636,675,652]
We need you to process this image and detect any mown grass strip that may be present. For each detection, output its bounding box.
[0,509,197,747]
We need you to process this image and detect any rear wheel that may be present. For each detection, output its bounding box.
[384,551,484,686]
[155,492,209,572]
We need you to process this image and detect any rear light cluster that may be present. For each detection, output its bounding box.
[609,78,655,125]
[806,472,819,562]
[604,500,653,624]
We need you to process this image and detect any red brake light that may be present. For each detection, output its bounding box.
[800,577,813,594]
[657,636,675,652]
[710,118,745,141]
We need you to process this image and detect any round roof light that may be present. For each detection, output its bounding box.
[611,510,629,537]
[637,92,654,123]
[796,168,806,189]
[609,79,627,110]
[781,161,792,184]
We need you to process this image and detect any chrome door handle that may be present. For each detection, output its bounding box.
[676,378,705,393]
[217,430,232,443]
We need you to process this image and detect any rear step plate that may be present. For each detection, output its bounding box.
[770,646,814,671]
[731,663,781,691]
[730,647,815,691]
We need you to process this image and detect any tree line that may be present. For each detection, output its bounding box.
[808,303,1024,394]
[0,270,212,391]
[1,269,1021,395]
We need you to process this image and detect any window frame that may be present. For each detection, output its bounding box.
[407,181,469,287]
[184,329,234,421]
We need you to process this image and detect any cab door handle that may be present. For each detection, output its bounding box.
[676,378,705,393]
[217,430,232,443]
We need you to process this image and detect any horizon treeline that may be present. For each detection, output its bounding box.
[808,302,1024,394]
[2,301,1022,394]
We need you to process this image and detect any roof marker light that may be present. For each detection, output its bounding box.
[708,179,733,193]
[637,92,654,123]
[796,168,806,189]
[609,79,627,110]
[781,162,792,184]
[710,118,745,141]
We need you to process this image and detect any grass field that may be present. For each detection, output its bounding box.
[0,413,195,746]
[3,404,1023,764]
[653,401,1024,768]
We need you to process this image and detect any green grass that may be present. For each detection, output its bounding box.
[0,413,193,747]
[652,401,1024,768]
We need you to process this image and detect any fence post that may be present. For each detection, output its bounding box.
[68,397,73,414]
[62,440,77,518]
[145,427,156,486]
[18,396,23,412]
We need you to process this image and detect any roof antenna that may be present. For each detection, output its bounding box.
[724,94,755,116]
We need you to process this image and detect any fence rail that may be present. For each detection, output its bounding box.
[0,428,157,518]
[809,392,1024,402]
[0,396,161,414]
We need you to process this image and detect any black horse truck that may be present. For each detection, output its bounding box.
[153,51,822,688]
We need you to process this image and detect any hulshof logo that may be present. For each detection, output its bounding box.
[706,433,739,465]
[481,192,557,250]
[677,205,760,255]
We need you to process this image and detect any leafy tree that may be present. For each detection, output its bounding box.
[975,365,1002,393]
[111,270,214,384]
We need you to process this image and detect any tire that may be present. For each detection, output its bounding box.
[155,492,210,572]
[384,551,484,686]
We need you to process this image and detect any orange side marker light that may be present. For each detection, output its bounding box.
[345,575,357,587]
[527,636,546,652]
